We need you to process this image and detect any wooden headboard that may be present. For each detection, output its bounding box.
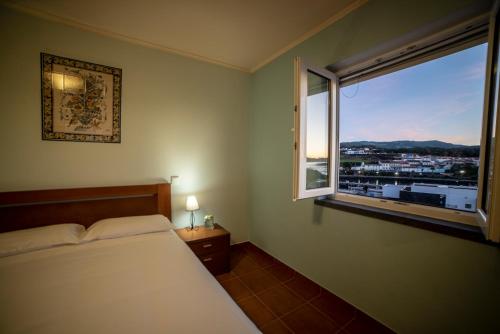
[0,183,171,233]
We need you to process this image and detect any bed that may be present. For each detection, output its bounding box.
[0,183,259,334]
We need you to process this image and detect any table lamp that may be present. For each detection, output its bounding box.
[185,195,199,230]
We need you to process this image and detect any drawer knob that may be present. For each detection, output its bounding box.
[202,257,213,262]
[202,243,213,248]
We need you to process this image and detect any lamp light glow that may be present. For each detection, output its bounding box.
[186,195,199,211]
[185,195,199,230]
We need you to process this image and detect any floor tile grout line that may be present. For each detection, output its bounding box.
[248,269,332,332]
[231,254,262,277]
[229,245,381,334]
[233,258,323,334]
[339,317,357,334]
[230,249,328,318]
[232,251,320,305]
[235,294,254,303]
[238,255,334,332]
[232,246,292,270]
[242,269,303,301]
[233,256,297,287]
[233,271,298,333]
[230,245,302,331]
[274,318,295,334]
[306,297,356,331]
[237,264,285,282]
[273,278,356,333]
[226,270,344,334]
[228,275,317,332]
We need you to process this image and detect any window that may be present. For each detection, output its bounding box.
[293,59,337,199]
[293,11,500,241]
[338,43,487,214]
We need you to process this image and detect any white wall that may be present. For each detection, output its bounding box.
[0,6,251,242]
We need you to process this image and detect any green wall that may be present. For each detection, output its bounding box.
[0,7,250,242]
[248,0,500,333]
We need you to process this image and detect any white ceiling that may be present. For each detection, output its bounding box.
[4,0,364,72]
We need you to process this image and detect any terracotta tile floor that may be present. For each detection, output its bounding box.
[216,242,394,334]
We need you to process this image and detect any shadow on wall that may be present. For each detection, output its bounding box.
[313,204,324,225]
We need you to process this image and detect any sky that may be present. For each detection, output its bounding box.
[306,86,330,159]
[339,43,488,145]
[306,43,488,158]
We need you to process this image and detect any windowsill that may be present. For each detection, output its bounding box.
[314,197,493,244]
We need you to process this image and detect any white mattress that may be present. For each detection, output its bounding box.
[0,230,260,334]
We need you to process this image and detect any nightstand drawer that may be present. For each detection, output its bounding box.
[188,235,229,256]
[175,224,230,276]
[197,251,229,275]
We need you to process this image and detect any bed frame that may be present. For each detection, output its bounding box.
[0,183,171,233]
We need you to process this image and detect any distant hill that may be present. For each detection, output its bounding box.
[339,140,479,158]
[340,140,476,149]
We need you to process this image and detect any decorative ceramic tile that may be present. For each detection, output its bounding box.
[41,53,121,143]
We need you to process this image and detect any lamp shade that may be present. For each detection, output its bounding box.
[185,195,199,211]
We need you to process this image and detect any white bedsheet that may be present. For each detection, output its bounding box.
[0,230,260,334]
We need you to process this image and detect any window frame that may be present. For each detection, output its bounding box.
[293,57,338,200]
[294,12,500,240]
[477,1,500,242]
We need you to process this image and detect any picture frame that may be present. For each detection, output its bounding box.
[40,53,122,143]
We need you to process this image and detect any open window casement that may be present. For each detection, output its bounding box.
[477,0,500,242]
[293,57,338,200]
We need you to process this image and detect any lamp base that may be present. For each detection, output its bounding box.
[185,211,198,231]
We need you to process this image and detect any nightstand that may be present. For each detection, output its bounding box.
[175,224,230,275]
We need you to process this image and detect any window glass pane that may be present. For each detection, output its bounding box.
[306,70,330,189]
[339,43,487,212]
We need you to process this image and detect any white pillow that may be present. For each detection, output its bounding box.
[0,224,85,257]
[82,214,172,242]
